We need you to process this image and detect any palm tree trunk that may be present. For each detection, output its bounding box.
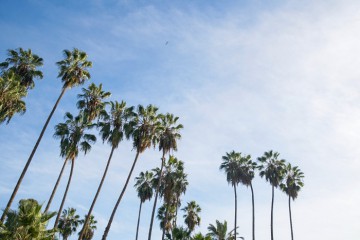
[102,151,141,240]
[1,87,67,222]
[234,184,237,240]
[54,158,74,229]
[250,182,255,240]
[135,201,143,240]
[162,206,169,240]
[289,195,294,240]
[271,185,274,240]
[79,146,115,240]
[148,151,166,240]
[44,159,68,213]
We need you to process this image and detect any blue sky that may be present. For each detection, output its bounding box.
[1,0,360,239]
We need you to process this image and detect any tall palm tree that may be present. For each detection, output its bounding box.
[102,104,160,240]
[157,204,176,237]
[0,71,27,124]
[258,150,286,240]
[238,154,257,240]
[219,151,241,239]
[0,48,43,90]
[0,199,56,240]
[206,220,234,240]
[182,201,201,234]
[149,113,183,240]
[58,208,82,240]
[49,112,96,229]
[76,83,111,122]
[134,171,154,240]
[280,164,304,240]
[1,48,92,222]
[78,101,132,240]
[79,215,97,240]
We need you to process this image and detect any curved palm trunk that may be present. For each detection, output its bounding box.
[102,151,140,240]
[271,185,274,240]
[54,158,74,229]
[234,184,237,240]
[79,146,115,240]
[148,152,166,240]
[44,159,68,213]
[1,88,66,222]
[289,195,294,240]
[250,182,255,240]
[135,201,143,240]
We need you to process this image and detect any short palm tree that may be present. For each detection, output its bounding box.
[78,101,132,240]
[57,207,82,240]
[79,215,97,240]
[182,201,201,233]
[192,233,212,240]
[102,104,160,240]
[149,113,183,240]
[0,48,43,90]
[280,164,304,240]
[0,199,56,240]
[1,48,92,222]
[49,112,96,229]
[166,226,191,240]
[134,171,154,240]
[76,83,111,122]
[238,154,257,240]
[220,151,241,239]
[0,71,27,124]
[258,150,286,240]
[206,220,234,240]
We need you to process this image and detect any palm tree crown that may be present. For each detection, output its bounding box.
[56,48,92,89]
[77,83,111,122]
[220,151,242,187]
[0,48,43,89]
[182,201,201,233]
[135,171,154,203]
[158,113,183,155]
[280,164,304,200]
[258,150,286,187]
[58,207,82,240]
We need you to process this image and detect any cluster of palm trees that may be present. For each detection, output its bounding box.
[0,47,305,240]
[220,150,304,240]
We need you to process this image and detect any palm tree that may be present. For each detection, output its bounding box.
[102,104,160,240]
[192,233,212,240]
[157,204,176,237]
[166,226,191,240]
[79,215,97,240]
[49,112,96,229]
[0,199,56,240]
[76,83,111,122]
[206,220,234,240]
[238,154,257,240]
[57,208,82,240]
[149,113,183,240]
[0,48,43,90]
[220,151,241,239]
[134,171,154,240]
[0,71,27,124]
[78,101,132,240]
[258,150,286,240]
[1,48,92,222]
[280,164,304,240]
[182,201,201,233]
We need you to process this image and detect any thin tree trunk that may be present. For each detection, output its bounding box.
[271,185,274,240]
[234,184,237,239]
[250,182,255,240]
[148,151,166,240]
[44,159,68,213]
[79,146,115,240]
[135,201,143,240]
[54,158,74,229]
[173,195,180,227]
[289,195,294,240]
[102,151,140,240]
[1,88,67,222]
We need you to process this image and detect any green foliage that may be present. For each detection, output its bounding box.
[165,226,191,240]
[206,220,235,240]
[79,215,97,240]
[182,201,201,233]
[0,199,56,240]
[280,164,304,200]
[258,150,286,188]
[57,207,81,240]
[0,71,27,124]
[134,171,154,203]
